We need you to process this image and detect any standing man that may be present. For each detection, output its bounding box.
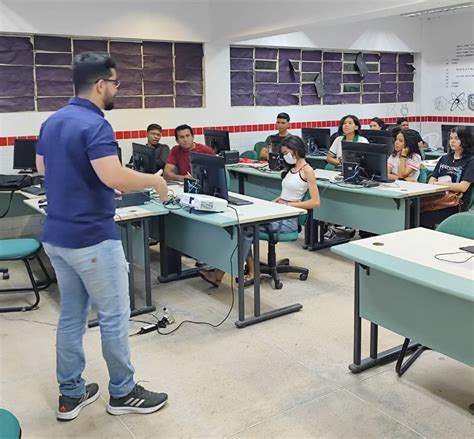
[129,123,169,172]
[163,124,214,182]
[260,112,291,160]
[36,53,168,421]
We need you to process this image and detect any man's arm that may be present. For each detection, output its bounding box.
[163,163,187,182]
[36,154,45,176]
[91,155,168,201]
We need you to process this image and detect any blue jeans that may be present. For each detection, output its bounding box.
[44,240,135,399]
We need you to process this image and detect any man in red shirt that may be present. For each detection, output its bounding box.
[164,124,214,182]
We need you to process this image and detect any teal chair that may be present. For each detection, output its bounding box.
[436,212,474,239]
[240,150,258,160]
[259,199,310,289]
[324,163,336,171]
[0,409,21,438]
[253,141,267,160]
[418,167,429,183]
[0,238,52,313]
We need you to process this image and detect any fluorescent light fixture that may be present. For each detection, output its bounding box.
[401,2,473,17]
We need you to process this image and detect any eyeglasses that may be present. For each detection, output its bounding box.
[97,78,121,87]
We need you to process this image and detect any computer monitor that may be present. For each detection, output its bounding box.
[190,152,228,200]
[342,141,388,184]
[441,125,474,152]
[13,139,37,173]
[132,143,157,173]
[268,135,285,154]
[204,130,230,154]
[358,129,393,155]
[301,128,331,154]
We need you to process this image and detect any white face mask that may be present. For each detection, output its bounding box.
[283,152,296,165]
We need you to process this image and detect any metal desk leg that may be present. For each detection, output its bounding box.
[238,174,245,195]
[126,222,135,311]
[253,224,261,317]
[412,198,420,228]
[237,226,246,323]
[349,262,420,373]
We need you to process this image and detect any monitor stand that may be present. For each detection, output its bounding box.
[18,168,35,174]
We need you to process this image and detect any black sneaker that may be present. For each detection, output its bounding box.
[57,383,100,421]
[107,384,168,415]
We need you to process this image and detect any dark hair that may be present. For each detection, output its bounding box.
[370,117,385,129]
[391,129,419,158]
[450,126,473,158]
[73,53,116,94]
[280,135,306,159]
[276,112,290,122]
[396,117,409,126]
[338,114,361,135]
[175,124,194,139]
[147,123,162,133]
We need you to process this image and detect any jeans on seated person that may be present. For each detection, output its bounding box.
[44,240,136,399]
[262,217,298,235]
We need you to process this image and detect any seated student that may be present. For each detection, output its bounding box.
[420,126,474,228]
[163,124,214,182]
[260,112,291,160]
[369,117,385,130]
[387,129,422,182]
[129,123,169,172]
[396,117,428,150]
[198,135,320,287]
[326,115,369,167]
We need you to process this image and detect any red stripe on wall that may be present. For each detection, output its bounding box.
[1,116,474,147]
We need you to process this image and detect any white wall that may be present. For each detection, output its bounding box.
[0,0,453,173]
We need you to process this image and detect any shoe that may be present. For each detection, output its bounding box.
[107,384,168,415]
[198,270,220,288]
[57,383,100,421]
[234,275,254,287]
[324,226,337,240]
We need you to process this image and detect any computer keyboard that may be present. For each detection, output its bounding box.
[227,195,253,206]
[22,186,45,196]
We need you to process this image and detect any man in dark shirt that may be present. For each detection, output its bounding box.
[260,112,291,160]
[396,117,428,150]
[163,124,214,182]
[36,53,168,421]
[129,123,169,172]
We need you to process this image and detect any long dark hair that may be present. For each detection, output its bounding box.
[280,135,306,159]
[450,126,473,158]
[391,129,420,158]
[338,115,361,136]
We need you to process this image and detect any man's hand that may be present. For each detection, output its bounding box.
[153,169,168,201]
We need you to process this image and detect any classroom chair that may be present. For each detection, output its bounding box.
[240,150,258,160]
[258,198,310,289]
[0,238,52,313]
[253,141,267,160]
[0,409,21,439]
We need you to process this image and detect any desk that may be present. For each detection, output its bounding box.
[331,228,474,375]
[23,197,168,325]
[156,187,306,328]
[227,166,449,250]
[424,150,445,160]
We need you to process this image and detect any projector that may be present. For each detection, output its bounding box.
[180,193,228,212]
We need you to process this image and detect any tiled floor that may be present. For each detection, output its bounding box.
[1,239,473,438]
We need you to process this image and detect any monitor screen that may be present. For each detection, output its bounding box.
[132,143,157,173]
[358,130,393,154]
[301,128,331,154]
[190,152,228,200]
[342,141,388,183]
[13,139,37,172]
[204,130,230,154]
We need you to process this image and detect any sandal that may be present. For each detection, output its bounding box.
[198,270,220,288]
[234,274,254,287]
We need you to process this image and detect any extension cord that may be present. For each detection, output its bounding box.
[138,323,158,334]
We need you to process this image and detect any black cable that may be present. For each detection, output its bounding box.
[434,251,474,263]
[0,191,14,218]
[155,205,241,335]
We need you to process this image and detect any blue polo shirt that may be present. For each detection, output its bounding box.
[36,97,120,248]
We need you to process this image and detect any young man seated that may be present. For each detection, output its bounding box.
[163,124,215,182]
[129,123,169,172]
[259,112,291,160]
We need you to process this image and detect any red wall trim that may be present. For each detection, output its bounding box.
[1,116,474,147]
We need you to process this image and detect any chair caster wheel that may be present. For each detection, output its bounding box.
[299,273,308,281]
[274,280,283,289]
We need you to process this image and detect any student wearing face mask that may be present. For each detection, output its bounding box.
[199,135,320,287]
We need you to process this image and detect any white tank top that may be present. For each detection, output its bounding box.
[280,165,309,201]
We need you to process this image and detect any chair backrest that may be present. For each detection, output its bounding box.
[0,409,21,439]
[436,212,474,239]
[418,167,429,183]
[240,150,258,160]
[254,141,267,159]
[324,163,336,171]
